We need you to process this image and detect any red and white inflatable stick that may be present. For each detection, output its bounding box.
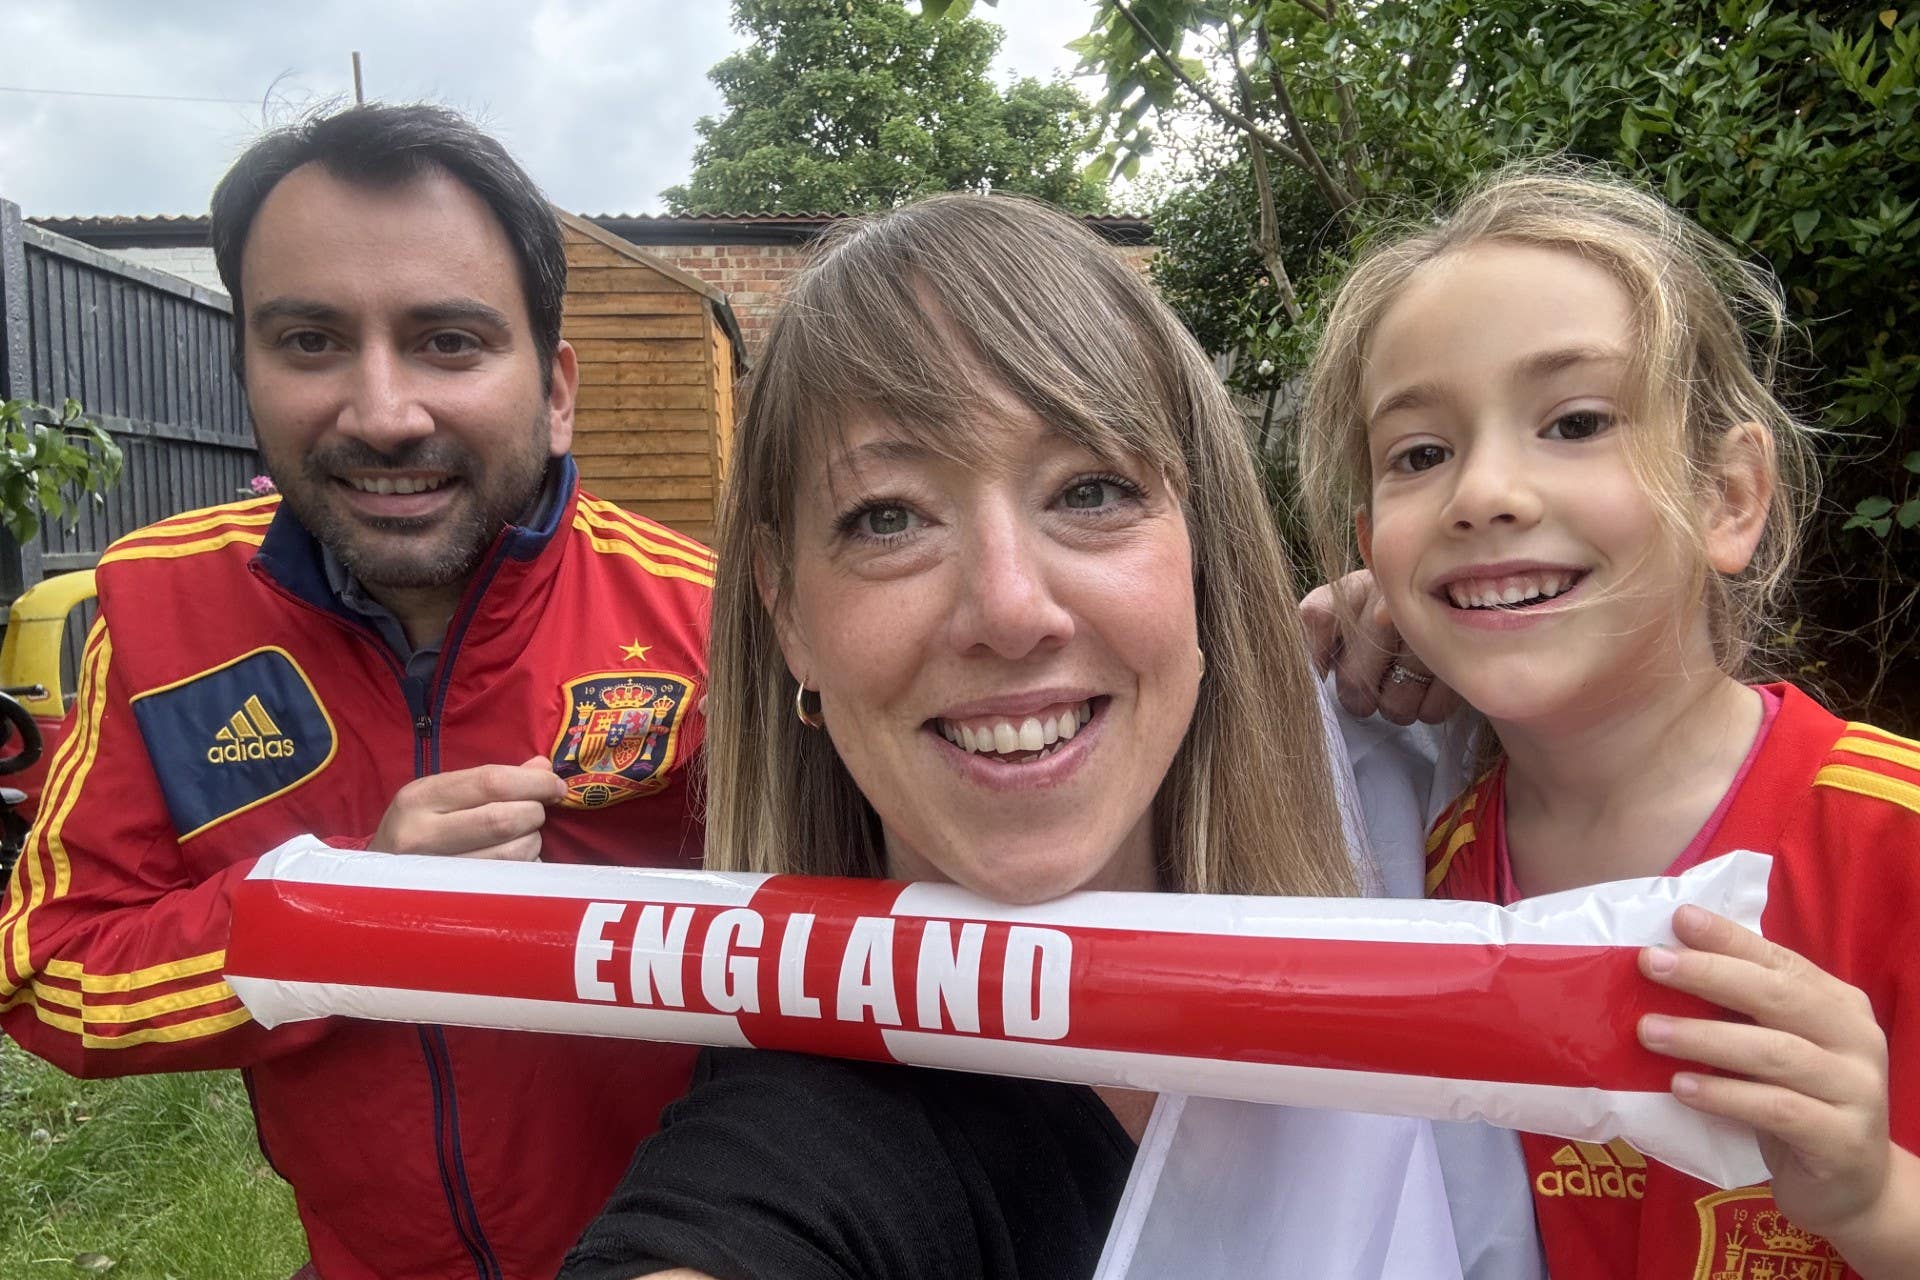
[226,840,1772,1188]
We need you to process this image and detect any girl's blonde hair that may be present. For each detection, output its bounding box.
[705,193,1354,899]
[1301,164,1815,677]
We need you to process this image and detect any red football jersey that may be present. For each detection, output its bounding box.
[1426,684,1920,1280]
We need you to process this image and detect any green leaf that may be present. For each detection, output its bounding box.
[1897,498,1920,529]
[1903,451,1920,474]
[1856,495,1896,518]
[1792,208,1820,243]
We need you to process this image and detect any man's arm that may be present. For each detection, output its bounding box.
[0,614,331,1076]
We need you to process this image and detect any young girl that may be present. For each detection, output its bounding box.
[1302,169,1919,1279]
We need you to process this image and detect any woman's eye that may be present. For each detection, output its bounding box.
[1059,476,1139,511]
[1394,444,1450,473]
[858,505,916,537]
[1545,409,1614,440]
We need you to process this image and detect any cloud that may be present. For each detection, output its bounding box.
[0,0,1098,218]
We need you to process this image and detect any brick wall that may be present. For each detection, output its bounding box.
[641,244,812,358]
[651,241,1156,362]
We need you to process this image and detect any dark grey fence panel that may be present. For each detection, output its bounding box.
[0,197,258,699]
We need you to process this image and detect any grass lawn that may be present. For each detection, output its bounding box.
[0,1038,306,1279]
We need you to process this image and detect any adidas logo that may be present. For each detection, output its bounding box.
[1534,1139,1648,1200]
[205,695,297,764]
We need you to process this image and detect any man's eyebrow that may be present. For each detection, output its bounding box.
[408,299,513,330]
[248,298,342,333]
[246,297,514,333]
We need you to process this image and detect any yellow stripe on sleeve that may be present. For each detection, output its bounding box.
[573,515,716,588]
[98,529,265,567]
[0,623,253,1050]
[1833,734,1920,776]
[1813,764,1920,819]
[44,949,226,992]
[121,506,278,543]
[1845,721,1920,753]
[576,502,717,570]
[579,497,716,563]
[2,627,109,981]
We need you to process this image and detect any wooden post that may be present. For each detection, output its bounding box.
[0,199,42,604]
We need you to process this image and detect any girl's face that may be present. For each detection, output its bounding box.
[771,392,1201,904]
[1357,242,1747,730]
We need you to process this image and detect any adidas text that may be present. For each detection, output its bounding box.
[208,738,295,764]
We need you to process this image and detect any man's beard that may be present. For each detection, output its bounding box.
[264,411,551,593]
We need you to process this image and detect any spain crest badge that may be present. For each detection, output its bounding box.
[549,670,697,808]
[1691,1189,1844,1280]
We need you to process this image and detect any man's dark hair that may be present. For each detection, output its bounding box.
[211,103,566,382]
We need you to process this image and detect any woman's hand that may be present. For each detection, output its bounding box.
[1300,569,1459,726]
[1637,904,1920,1275]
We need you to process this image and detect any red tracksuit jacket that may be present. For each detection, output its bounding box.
[1426,684,1919,1280]
[1,457,711,1279]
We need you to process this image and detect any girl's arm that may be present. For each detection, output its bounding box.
[1638,904,1917,1278]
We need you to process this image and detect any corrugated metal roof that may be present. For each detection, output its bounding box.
[32,209,1153,248]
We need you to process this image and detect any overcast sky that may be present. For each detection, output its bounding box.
[0,1,1106,218]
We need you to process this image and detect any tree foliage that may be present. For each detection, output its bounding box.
[665,0,1108,213]
[1068,0,1920,718]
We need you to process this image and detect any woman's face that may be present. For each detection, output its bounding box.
[772,393,1200,903]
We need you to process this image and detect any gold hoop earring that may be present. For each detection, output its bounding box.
[794,679,825,730]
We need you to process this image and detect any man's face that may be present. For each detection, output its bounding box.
[239,164,575,595]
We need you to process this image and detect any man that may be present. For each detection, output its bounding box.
[0,105,713,1279]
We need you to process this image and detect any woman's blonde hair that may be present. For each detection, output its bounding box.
[704,193,1353,898]
[1301,163,1815,677]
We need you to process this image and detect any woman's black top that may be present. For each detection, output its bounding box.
[559,1046,1137,1280]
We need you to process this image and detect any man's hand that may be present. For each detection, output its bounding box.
[1639,906,1920,1274]
[1300,569,1460,726]
[371,756,569,861]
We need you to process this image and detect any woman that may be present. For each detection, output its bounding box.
[558,194,1408,1280]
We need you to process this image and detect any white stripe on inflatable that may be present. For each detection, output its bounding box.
[889,849,1769,947]
[880,1029,1762,1188]
[226,976,755,1048]
[250,836,769,905]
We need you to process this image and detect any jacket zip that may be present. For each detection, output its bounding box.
[251,549,516,1280]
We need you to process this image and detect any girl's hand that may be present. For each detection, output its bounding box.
[1637,905,1920,1273]
[1299,569,1460,726]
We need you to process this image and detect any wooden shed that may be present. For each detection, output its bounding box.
[556,210,744,545]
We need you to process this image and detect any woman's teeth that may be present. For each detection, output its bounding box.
[347,475,449,496]
[937,701,1093,760]
[1445,571,1579,611]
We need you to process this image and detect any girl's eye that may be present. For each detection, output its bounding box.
[1544,409,1614,440]
[1058,475,1142,511]
[1393,443,1450,474]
